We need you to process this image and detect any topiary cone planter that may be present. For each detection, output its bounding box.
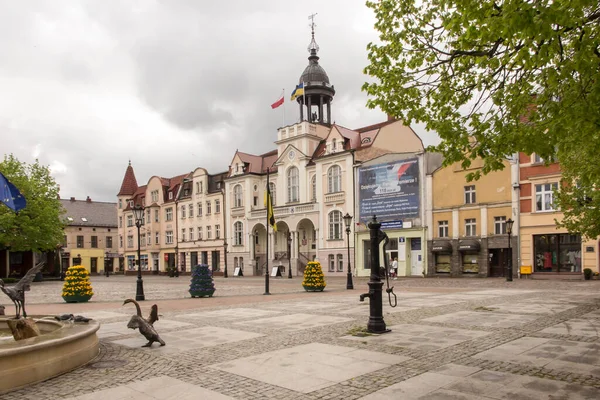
[190,290,215,298]
[62,295,92,303]
[303,285,325,292]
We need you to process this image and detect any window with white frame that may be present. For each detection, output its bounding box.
[464,185,476,204]
[189,227,194,241]
[119,216,122,228]
[197,202,202,216]
[207,225,212,239]
[328,210,343,240]
[147,232,151,245]
[337,254,344,272]
[181,228,186,242]
[234,185,243,208]
[328,254,335,272]
[535,183,558,211]
[189,204,194,217]
[215,199,221,213]
[494,216,507,235]
[151,190,158,203]
[327,165,342,193]
[206,200,212,215]
[146,210,150,224]
[215,224,220,239]
[118,199,122,209]
[198,227,203,240]
[166,231,173,244]
[127,215,133,227]
[438,220,449,238]
[168,192,173,200]
[195,182,200,194]
[332,138,337,152]
[269,183,276,206]
[141,234,146,246]
[127,235,133,248]
[166,207,173,221]
[465,219,477,236]
[234,221,243,245]
[181,205,186,219]
[311,175,316,201]
[287,167,299,202]
[154,209,159,222]
[199,181,203,193]
[119,235,123,248]
[155,232,159,244]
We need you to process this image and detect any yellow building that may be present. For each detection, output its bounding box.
[426,158,518,277]
[60,197,118,275]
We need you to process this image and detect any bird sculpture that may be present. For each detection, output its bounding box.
[123,298,165,347]
[72,315,92,323]
[0,262,44,319]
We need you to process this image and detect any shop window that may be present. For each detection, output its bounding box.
[534,234,581,273]
[462,252,479,274]
[435,254,451,273]
[535,183,558,212]
[438,221,448,238]
[494,216,506,235]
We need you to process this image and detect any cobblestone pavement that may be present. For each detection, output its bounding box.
[3,276,600,399]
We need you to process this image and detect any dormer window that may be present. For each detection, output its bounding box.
[332,138,336,151]
[129,200,134,207]
[168,192,173,200]
[361,137,372,144]
[235,164,239,173]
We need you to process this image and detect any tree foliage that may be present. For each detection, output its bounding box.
[0,154,65,251]
[364,0,600,237]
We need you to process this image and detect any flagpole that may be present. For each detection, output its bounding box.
[264,167,271,295]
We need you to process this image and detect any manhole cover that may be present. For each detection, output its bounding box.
[87,359,128,369]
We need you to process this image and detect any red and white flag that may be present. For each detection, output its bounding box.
[271,95,284,109]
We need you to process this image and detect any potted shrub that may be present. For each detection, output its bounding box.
[189,264,215,298]
[62,265,94,303]
[302,261,326,292]
[584,268,593,280]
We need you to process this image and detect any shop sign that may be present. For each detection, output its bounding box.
[381,220,403,229]
[358,158,420,223]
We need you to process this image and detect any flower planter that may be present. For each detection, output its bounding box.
[62,295,92,303]
[303,285,325,292]
[190,290,215,298]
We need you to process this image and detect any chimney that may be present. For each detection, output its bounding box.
[70,197,75,202]
[86,196,92,203]
[387,114,396,122]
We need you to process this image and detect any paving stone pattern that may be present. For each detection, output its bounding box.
[4,277,600,399]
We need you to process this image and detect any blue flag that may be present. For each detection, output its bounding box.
[0,172,26,212]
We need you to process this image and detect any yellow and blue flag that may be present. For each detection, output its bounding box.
[290,83,304,101]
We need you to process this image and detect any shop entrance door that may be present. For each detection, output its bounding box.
[410,238,423,276]
[488,249,505,277]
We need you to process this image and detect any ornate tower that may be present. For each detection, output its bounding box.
[297,15,335,125]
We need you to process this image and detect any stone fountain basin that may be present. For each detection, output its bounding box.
[0,316,99,394]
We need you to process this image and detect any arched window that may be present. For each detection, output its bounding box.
[287,167,299,203]
[269,182,276,206]
[327,165,342,193]
[311,175,317,202]
[233,184,243,208]
[328,210,342,240]
[234,221,243,246]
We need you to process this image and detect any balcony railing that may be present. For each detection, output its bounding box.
[231,207,245,217]
[324,191,345,204]
[249,202,317,219]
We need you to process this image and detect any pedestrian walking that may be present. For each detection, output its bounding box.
[392,257,398,280]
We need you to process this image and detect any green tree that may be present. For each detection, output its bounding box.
[0,154,65,251]
[363,0,600,237]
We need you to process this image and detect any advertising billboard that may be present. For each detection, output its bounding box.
[358,158,420,224]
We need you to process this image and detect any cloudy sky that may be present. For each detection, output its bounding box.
[0,1,439,202]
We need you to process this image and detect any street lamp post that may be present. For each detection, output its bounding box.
[343,213,354,290]
[288,232,292,279]
[133,204,146,301]
[506,218,514,282]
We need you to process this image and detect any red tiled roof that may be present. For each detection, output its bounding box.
[354,118,397,133]
[118,162,138,196]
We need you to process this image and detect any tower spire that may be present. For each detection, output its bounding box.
[308,13,319,57]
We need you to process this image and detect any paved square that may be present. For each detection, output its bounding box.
[70,310,128,322]
[211,342,409,393]
[233,313,354,332]
[337,304,420,315]
[98,319,195,339]
[111,326,264,354]
[178,308,281,321]
[422,311,538,328]
[473,337,600,376]
[342,324,489,352]
[540,318,600,337]
[359,367,598,399]
[65,376,234,400]
[261,301,352,312]
[485,302,578,315]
